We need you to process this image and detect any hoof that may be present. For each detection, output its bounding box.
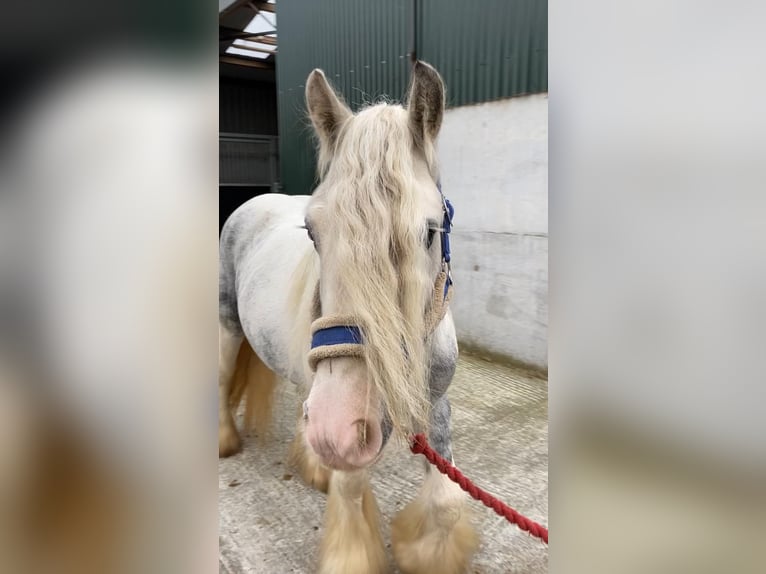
[218,423,241,458]
[391,498,479,574]
[318,475,387,574]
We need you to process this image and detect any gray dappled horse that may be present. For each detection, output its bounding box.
[219,61,478,574]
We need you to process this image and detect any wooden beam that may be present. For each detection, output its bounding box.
[219,25,276,42]
[251,1,275,13]
[220,27,252,42]
[220,56,274,69]
[220,25,247,35]
[248,35,277,45]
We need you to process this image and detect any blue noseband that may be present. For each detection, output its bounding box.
[311,325,363,349]
[310,183,454,351]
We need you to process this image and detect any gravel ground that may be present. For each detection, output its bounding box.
[219,352,548,573]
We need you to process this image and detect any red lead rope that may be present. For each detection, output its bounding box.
[409,433,548,544]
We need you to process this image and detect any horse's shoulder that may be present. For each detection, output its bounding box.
[222,194,310,245]
[225,193,308,227]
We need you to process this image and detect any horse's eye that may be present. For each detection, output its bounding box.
[426,227,436,249]
[304,219,315,243]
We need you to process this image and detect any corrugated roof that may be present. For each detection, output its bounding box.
[219,0,277,70]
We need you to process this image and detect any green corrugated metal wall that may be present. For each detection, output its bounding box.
[276,0,547,195]
[417,0,547,106]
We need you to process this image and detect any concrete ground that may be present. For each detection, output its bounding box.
[219,353,548,573]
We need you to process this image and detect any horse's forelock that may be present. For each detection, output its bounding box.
[314,103,435,438]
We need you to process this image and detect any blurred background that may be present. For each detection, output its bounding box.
[0,2,218,573]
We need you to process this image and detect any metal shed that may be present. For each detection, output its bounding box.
[219,0,280,229]
[276,0,548,196]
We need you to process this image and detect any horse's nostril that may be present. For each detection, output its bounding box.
[355,420,372,449]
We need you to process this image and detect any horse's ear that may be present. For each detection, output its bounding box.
[306,69,352,149]
[407,61,445,150]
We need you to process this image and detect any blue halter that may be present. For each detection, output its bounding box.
[310,183,454,352]
[438,182,454,298]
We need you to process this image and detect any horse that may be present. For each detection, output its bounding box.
[218,61,479,574]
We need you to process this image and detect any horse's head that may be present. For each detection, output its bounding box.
[300,62,450,471]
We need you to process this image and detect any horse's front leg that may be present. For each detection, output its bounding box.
[318,469,387,574]
[288,409,332,493]
[391,395,480,574]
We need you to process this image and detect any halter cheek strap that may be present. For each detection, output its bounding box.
[438,181,454,301]
[308,184,455,371]
[425,265,453,333]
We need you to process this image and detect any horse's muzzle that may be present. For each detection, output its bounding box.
[305,413,384,470]
[303,355,387,470]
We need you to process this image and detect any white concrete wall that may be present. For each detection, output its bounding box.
[439,94,548,369]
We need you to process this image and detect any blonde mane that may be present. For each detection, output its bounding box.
[295,102,439,441]
[288,248,320,385]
